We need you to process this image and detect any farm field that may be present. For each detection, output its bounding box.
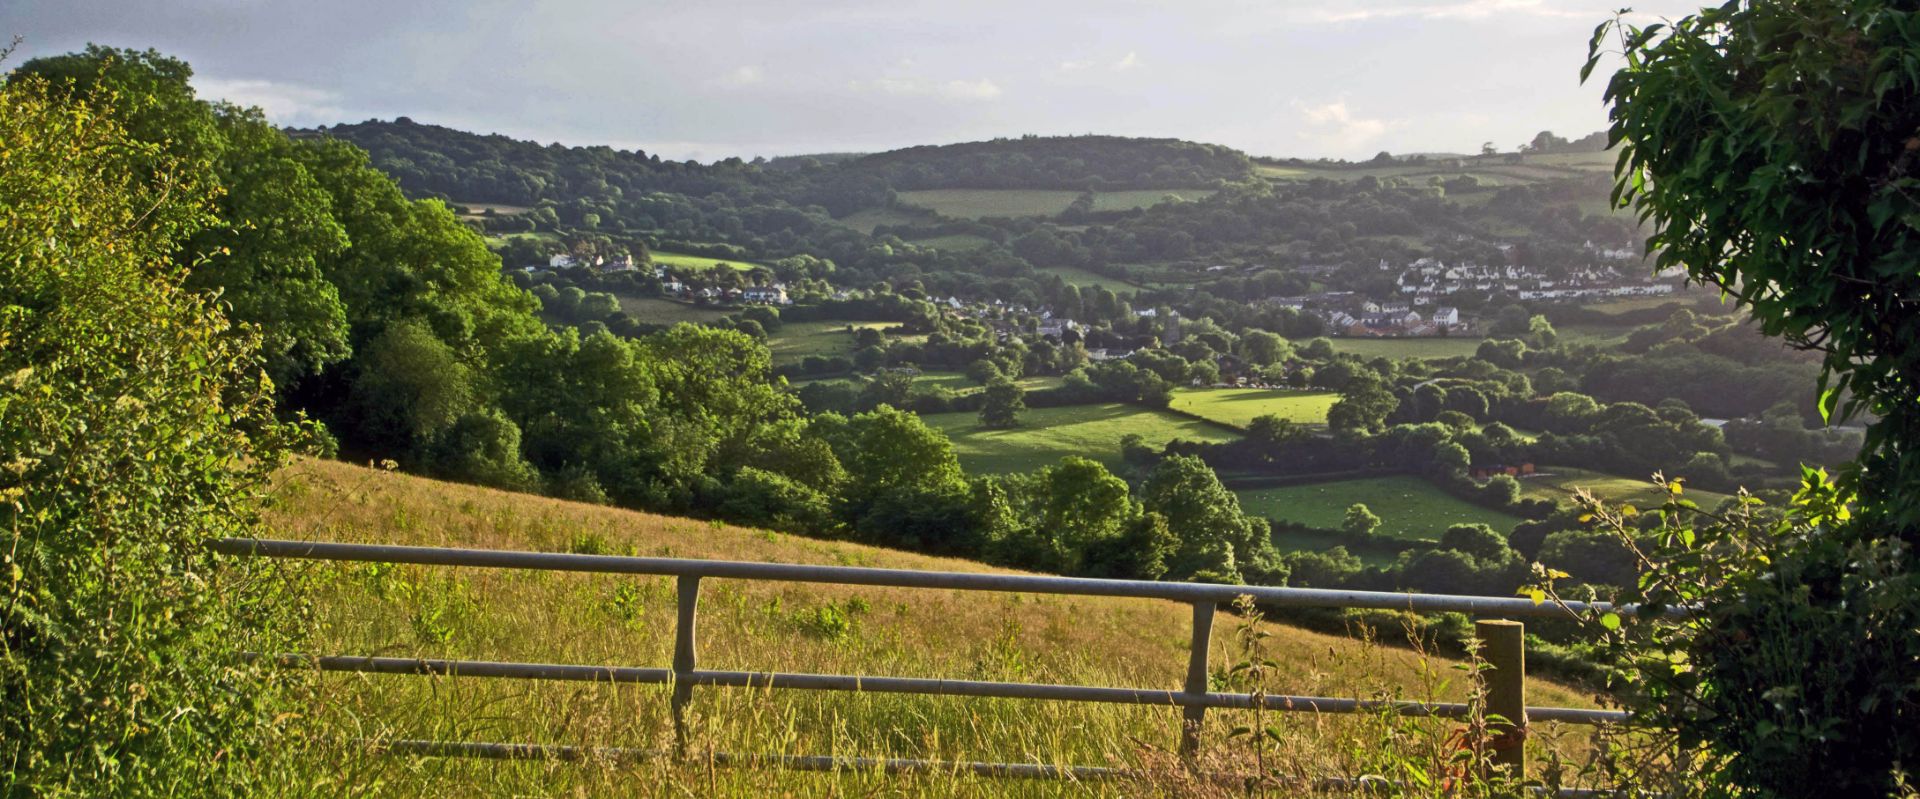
[923,403,1239,474]
[836,206,928,233]
[652,249,764,272]
[766,320,903,365]
[1235,475,1524,541]
[1517,466,1732,509]
[792,370,1065,396]
[1315,337,1488,360]
[1169,388,1338,429]
[907,233,996,250]
[451,200,532,215]
[263,457,1600,795]
[482,230,561,248]
[897,188,1215,219]
[1037,265,1139,292]
[613,295,734,325]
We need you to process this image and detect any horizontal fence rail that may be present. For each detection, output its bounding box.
[216,536,1659,784]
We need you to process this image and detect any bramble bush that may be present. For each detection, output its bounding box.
[0,71,311,794]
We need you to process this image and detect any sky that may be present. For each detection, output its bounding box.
[3,0,1695,163]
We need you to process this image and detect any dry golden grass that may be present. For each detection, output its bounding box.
[262,458,1619,797]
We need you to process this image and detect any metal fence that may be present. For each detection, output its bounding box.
[216,536,1647,785]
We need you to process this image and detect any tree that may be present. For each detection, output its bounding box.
[978,376,1026,428]
[1584,4,1920,793]
[1140,456,1284,584]
[1341,503,1382,538]
[1238,329,1290,366]
[1327,375,1398,433]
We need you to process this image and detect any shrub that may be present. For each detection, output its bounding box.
[1,74,308,795]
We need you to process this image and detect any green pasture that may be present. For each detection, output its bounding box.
[766,320,901,365]
[896,188,1215,219]
[652,250,764,272]
[1169,388,1338,429]
[923,403,1240,474]
[1234,475,1523,541]
[1517,466,1732,510]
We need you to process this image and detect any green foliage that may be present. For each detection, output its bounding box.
[0,73,306,796]
[977,375,1025,428]
[1140,455,1283,584]
[1341,503,1382,538]
[1585,3,1920,793]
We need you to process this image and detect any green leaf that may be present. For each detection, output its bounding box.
[1600,612,1621,631]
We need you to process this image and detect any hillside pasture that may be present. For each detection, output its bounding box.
[1037,265,1140,292]
[924,403,1239,473]
[1518,466,1732,509]
[1235,475,1524,541]
[652,249,765,272]
[614,295,733,325]
[1169,388,1338,429]
[1313,336,1488,360]
[907,233,997,251]
[896,188,1215,219]
[263,458,1601,795]
[766,320,903,365]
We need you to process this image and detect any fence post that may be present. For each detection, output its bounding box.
[1180,601,1216,758]
[1475,619,1526,779]
[671,575,701,755]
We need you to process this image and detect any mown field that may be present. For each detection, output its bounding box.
[264,458,1605,796]
[652,250,764,272]
[1517,466,1733,509]
[1168,388,1338,429]
[1315,337,1488,360]
[1036,265,1139,292]
[766,320,904,365]
[1235,476,1524,541]
[896,189,1215,219]
[923,403,1240,473]
[791,370,1065,397]
[614,295,733,325]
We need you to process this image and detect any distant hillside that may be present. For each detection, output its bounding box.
[296,117,769,206]
[850,135,1254,190]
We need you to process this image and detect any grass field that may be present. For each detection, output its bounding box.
[923,403,1240,473]
[897,189,1215,219]
[1313,337,1488,360]
[1518,466,1733,509]
[1036,265,1139,292]
[793,370,1065,397]
[766,320,901,365]
[262,458,1604,795]
[908,233,997,251]
[652,250,764,272]
[1169,388,1338,429]
[451,200,532,215]
[1235,476,1524,541]
[614,295,733,325]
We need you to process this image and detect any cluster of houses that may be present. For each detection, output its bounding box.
[1392,257,1678,303]
[1267,291,1463,337]
[657,281,792,305]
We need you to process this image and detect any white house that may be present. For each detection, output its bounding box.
[1430,306,1460,326]
[549,254,577,269]
[741,285,790,305]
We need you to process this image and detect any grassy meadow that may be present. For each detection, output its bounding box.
[764,320,905,365]
[896,189,1216,219]
[1169,388,1338,430]
[1234,476,1524,541]
[260,458,1608,796]
[1319,337,1488,360]
[1517,466,1733,510]
[652,250,765,272]
[923,403,1240,474]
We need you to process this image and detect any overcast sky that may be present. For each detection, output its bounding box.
[4,0,1695,162]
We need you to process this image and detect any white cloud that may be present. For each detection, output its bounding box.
[1293,100,1395,151]
[721,65,763,86]
[1111,51,1140,71]
[1304,0,1587,24]
[850,76,1002,100]
[193,77,345,125]
[1058,59,1094,71]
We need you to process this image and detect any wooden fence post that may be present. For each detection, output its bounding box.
[672,575,701,756]
[1475,619,1527,779]
[1180,601,1215,758]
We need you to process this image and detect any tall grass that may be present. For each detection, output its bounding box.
[265,458,1622,796]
